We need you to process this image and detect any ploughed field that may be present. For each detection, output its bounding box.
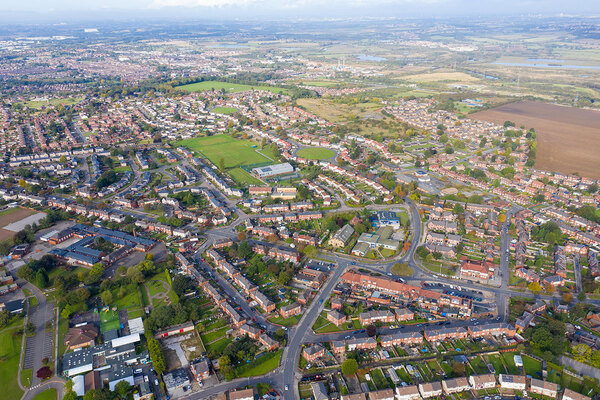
[473,101,600,179]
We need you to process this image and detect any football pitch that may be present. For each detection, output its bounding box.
[175,135,272,169]
[100,309,120,333]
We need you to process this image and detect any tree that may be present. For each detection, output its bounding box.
[25,321,35,335]
[148,337,166,375]
[127,265,145,283]
[452,362,466,376]
[218,157,226,172]
[172,275,192,297]
[237,231,247,241]
[562,292,573,303]
[341,358,358,377]
[498,213,506,223]
[578,292,587,302]
[571,344,592,363]
[63,392,77,400]
[219,355,235,380]
[114,380,131,398]
[0,310,11,328]
[274,328,285,341]
[36,366,52,380]
[528,282,541,292]
[101,290,113,306]
[366,324,377,337]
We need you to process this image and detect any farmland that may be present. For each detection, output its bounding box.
[176,81,288,95]
[0,207,39,241]
[296,147,336,160]
[473,101,600,179]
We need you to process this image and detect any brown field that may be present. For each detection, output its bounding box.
[472,101,600,179]
[0,207,38,241]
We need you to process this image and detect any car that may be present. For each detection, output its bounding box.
[285,385,289,391]
[135,368,142,374]
[155,379,159,386]
[144,376,149,383]
[351,262,356,265]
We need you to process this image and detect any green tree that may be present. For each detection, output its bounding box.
[341,358,358,377]
[148,337,166,375]
[219,355,235,380]
[114,380,131,398]
[571,344,592,363]
[101,290,113,306]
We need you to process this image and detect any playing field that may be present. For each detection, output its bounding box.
[296,147,335,160]
[176,81,288,95]
[175,135,271,169]
[100,309,120,333]
[473,101,600,179]
[211,107,238,115]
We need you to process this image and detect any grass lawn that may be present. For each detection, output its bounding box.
[100,309,120,333]
[201,327,228,344]
[486,354,506,374]
[23,97,83,109]
[296,147,335,160]
[32,388,57,400]
[175,135,270,169]
[502,352,520,374]
[21,368,32,388]
[0,327,24,400]
[391,262,414,276]
[211,107,238,115]
[57,316,68,356]
[176,81,288,95]
[268,315,300,327]
[236,350,282,377]
[112,166,132,173]
[204,337,232,355]
[228,167,264,186]
[523,355,542,378]
[127,309,145,319]
[112,284,143,310]
[470,356,489,374]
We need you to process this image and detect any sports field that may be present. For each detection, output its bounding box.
[175,135,271,169]
[100,309,120,333]
[211,107,238,115]
[296,147,335,160]
[473,100,600,179]
[176,81,288,95]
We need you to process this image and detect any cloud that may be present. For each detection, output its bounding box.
[149,0,264,7]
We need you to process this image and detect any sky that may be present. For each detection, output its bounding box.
[1,0,599,21]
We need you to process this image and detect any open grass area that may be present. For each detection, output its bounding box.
[296,147,335,160]
[204,337,232,355]
[228,167,264,186]
[501,352,520,374]
[175,135,270,168]
[211,107,238,115]
[32,388,57,400]
[391,262,414,276]
[236,350,282,378]
[201,327,228,344]
[100,309,120,333]
[523,355,542,378]
[176,81,288,95]
[268,315,300,327]
[0,326,24,400]
[111,283,143,310]
[23,97,83,109]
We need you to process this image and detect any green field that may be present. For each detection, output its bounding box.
[100,309,120,333]
[296,147,335,160]
[32,388,57,400]
[176,81,287,95]
[0,327,24,400]
[24,97,83,109]
[211,107,238,115]
[228,167,264,185]
[236,350,282,377]
[175,135,271,169]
